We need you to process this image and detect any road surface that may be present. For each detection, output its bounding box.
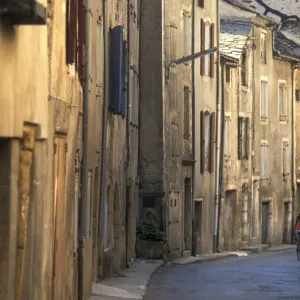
[145,249,300,300]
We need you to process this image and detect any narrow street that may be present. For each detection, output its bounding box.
[145,250,300,300]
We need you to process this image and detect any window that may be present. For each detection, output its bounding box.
[198,0,204,8]
[201,111,216,173]
[261,142,268,180]
[183,12,190,57]
[96,16,103,96]
[279,83,287,121]
[226,66,230,83]
[66,0,78,65]
[260,80,268,121]
[170,23,177,61]
[241,51,247,86]
[296,90,300,102]
[238,117,250,160]
[184,86,190,140]
[260,32,267,64]
[283,141,289,181]
[201,20,215,77]
[224,116,230,160]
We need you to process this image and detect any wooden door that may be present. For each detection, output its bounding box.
[53,138,67,300]
[261,203,268,245]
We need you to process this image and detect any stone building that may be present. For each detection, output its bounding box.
[139,0,194,258]
[219,0,300,251]
[0,0,140,299]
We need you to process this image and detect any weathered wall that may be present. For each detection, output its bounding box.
[194,3,218,254]
[252,22,292,247]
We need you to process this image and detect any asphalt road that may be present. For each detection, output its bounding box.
[145,250,300,300]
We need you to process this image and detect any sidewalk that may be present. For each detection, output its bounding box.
[90,260,163,300]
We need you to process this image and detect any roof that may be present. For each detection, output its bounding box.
[220,20,253,60]
[274,20,300,62]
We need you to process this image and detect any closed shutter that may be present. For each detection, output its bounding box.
[261,144,268,179]
[66,0,77,65]
[183,13,189,57]
[210,23,215,78]
[224,116,230,160]
[200,19,205,75]
[245,117,250,159]
[210,112,216,172]
[184,87,190,140]
[261,81,267,120]
[200,111,205,173]
[238,117,243,159]
[78,0,86,82]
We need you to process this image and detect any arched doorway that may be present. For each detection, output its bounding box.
[113,184,121,274]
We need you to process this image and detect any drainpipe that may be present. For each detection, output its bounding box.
[78,0,90,297]
[291,66,295,243]
[99,0,109,243]
[213,0,220,253]
[191,0,196,256]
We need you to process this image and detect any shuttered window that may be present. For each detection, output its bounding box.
[224,116,230,160]
[261,32,267,64]
[200,20,214,77]
[296,90,300,102]
[241,51,247,86]
[279,83,287,121]
[226,66,230,83]
[66,0,78,65]
[200,111,215,173]
[198,0,204,8]
[78,0,87,82]
[184,86,190,140]
[283,141,289,181]
[261,143,268,180]
[260,81,268,121]
[238,117,249,160]
[183,12,190,57]
[96,17,103,96]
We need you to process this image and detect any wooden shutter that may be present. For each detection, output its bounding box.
[66,0,77,65]
[78,0,86,82]
[183,13,189,57]
[200,111,205,173]
[210,23,215,78]
[200,19,205,76]
[210,112,216,172]
[224,116,230,159]
[238,117,243,159]
[245,118,250,159]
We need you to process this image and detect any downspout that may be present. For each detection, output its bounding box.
[191,0,196,256]
[99,0,109,245]
[217,61,225,253]
[291,66,295,242]
[213,0,221,253]
[79,0,90,297]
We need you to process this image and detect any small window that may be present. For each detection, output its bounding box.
[226,66,230,83]
[184,86,190,140]
[183,12,190,57]
[296,90,300,102]
[279,83,287,122]
[261,143,268,180]
[198,0,204,8]
[238,117,250,160]
[224,116,230,160]
[260,81,268,121]
[200,111,216,173]
[260,32,267,64]
[241,51,247,86]
[283,141,289,181]
[201,20,214,77]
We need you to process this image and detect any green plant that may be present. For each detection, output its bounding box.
[136,219,167,242]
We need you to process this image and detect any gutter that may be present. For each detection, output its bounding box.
[291,66,296,242]
[213,0,221,253]
[191,0,196,256]
[79,0,90,297]
[99,0,109,243]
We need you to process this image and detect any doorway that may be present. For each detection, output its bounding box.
[282,202,291,244]
[223,190,238,251]
[251,180,259,239]
[261,202,269,245]
[194,200,202,254]
[184,178,192,251]
[113,184,120,274]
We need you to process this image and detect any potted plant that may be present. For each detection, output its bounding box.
[136,219,167,259]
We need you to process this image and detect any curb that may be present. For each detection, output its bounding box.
[141,261,163,300]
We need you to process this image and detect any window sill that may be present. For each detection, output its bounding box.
[260,119,268,125]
